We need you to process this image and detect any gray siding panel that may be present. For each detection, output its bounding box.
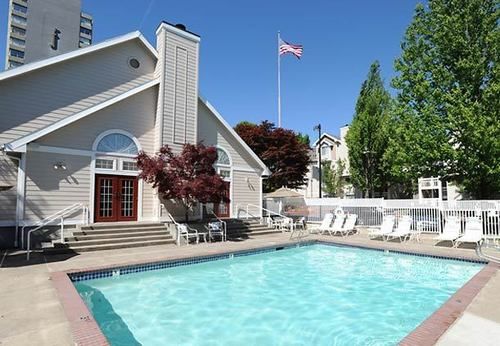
[35,86,158,153]
[232,171,261,218]
[0,40,156,146]
[0,154,18,221]
[24,151,91,221]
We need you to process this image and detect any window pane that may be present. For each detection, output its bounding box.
[80,27,92,35]
[96,133,138,155]
[95,159,114,169]
[13,4,28,13]
[9,49,24,58]
[10,37,25,47]
[11,15,27,25]
[216,148,230,165]
[122,161,138,171]
[11,26,26,35]
[219,169,231,179]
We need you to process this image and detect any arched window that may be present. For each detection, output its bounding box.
[216,148,230,166]
[96,133,138,155]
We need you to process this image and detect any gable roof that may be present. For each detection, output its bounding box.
[313,133,341,147]
[198,95,271,176]
[0,31,157,83]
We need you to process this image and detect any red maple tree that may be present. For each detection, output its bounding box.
[136,143,228,222]
[235,121,311,192]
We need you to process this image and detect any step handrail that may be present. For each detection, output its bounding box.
[26,203,88,261]
[21,202,85,249]
[238,203,289,225]
[476,241,500,264]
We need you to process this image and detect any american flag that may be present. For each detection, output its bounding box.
[279,38,303,59]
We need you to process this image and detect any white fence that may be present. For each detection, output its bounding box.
[272,198,500,238]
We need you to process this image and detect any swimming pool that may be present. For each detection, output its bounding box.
[74,244,483,345]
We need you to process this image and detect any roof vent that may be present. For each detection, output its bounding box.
[175,24,186,31]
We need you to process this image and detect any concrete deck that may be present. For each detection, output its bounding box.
[0,231,499,345]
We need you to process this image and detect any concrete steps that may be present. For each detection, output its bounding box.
[44,222,174,254]
[223,218,281,240]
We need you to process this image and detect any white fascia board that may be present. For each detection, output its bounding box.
[0,31,157,82]
[313,133,341,147]
[198,95,271,177]
[4,79,160,152]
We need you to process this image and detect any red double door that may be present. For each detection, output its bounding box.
[214,181,230,218]
[95,175,138,222]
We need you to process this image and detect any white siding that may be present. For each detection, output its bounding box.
[156,28,198,152]
[35,87,158,153]
[0,154,18,221]
[197,100,262,171]
[0,40,156,146]
[141,180,155,220]
[24,151,91,221]
[232,170,261,218]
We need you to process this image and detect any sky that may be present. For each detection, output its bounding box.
[0,0,422,139]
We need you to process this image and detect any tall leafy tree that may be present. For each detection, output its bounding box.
[345,61,392,197]
[136,144,228,222]
[235,121,310,192]
[389,0,499,198]
[322,159,346,197]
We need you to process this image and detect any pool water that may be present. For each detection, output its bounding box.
[75,244,483,345]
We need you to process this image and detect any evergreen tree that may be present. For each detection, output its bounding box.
[345,61,392,197]
[388,0,499,198]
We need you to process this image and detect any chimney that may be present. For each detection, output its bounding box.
[155,22,200,150]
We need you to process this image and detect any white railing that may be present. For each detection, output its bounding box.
[236,204,289,225]
[297,198,500,238]
[25,203,88,261]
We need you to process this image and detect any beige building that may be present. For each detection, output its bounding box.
[0,22,269,247]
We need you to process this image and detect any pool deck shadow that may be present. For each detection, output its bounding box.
[0,230,499,345]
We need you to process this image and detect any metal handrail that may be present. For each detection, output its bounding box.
[476,241,500,264]
[26,203,88,260]
[238,203,291,228]
[21,202,85,249]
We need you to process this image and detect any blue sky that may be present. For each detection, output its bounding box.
[0,0,422,139]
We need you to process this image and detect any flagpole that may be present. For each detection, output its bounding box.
[277,30,282,128]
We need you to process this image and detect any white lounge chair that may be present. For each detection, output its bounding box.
[384,216,413,242]
[321,214,346,236]
[308,213,334,234]
[454,217,483,248]
[434,216,461,246]
[368,215,395,239]
[336,214,358,237]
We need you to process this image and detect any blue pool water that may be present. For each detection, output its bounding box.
[74,244,483,345]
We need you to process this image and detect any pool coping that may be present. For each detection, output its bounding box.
[50,239,497,346]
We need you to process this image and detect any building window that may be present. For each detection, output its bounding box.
[95,159,114,169]
[11,15,27,25]
[218,169,231,179]
[79,37,91,46]
[13,3,28,14]
[11,26,26,36]
[9,48,24,58]
[96,133,138,155]
[10,37,25,47]
[80,27,92,36]
[8,60,23,68]
[122,161,138,171]
[216,148,231,166]
[320,145,330,158]
[80,17,92,26]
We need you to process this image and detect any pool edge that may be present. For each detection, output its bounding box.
[50,239,496,346]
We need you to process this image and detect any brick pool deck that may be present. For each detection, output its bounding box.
[1,231,499,345]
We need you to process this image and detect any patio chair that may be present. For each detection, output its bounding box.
[279,217,294,233]
[384,216,413,242]
[454,217,483,248]
[176,223,200,245]
[308,213,334,234]
[205,221,226,242]
[368,215,395,239]
[290,217,307,239]
[434,216,461,246]
[321,214,346,236]
[336,214,358,237]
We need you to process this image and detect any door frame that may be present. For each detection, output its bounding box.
[214,181,231,218]
[94,174,139,222]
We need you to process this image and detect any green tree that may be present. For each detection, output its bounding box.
[296,132,311,147]
[345,61,392,197]
[389,0,500,198]
[322,159,346,197]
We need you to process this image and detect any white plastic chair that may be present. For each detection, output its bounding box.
[308,213,334,234]
[337,214,358,237]
[434,216,461,246]
[368,215,395,239]
[176,224,200,245]
[454,217,483,248]
[321,214,346,236]
[384,216,412,242]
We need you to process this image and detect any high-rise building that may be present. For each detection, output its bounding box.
[5,0,93,69]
